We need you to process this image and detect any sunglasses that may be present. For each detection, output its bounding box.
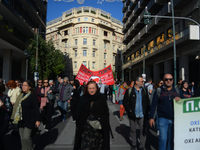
[164,78,173,81]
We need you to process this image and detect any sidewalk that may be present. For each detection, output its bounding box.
[4,100,158,150]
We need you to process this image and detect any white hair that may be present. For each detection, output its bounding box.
[61,79,63,82]
[49,80,53,84]
[63,77,69,81]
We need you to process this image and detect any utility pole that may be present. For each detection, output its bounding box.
[120,47,124,82]
[143,45,145,74]
[35,31,39,87]
[171,0,177,85]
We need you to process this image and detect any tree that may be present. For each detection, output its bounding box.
[27,35,65,79]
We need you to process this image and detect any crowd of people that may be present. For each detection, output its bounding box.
[0,75,199,150]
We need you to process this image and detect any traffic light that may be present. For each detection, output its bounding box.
[144,12,151,24]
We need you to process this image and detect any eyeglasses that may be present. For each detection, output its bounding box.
[44,82,48,83]
[164,78,173,81]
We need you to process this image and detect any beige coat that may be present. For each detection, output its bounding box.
[11,93,23,120]
[8,87,21,104]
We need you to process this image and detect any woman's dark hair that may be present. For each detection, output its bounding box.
[0,82,5,93]
[128,80,134,86]
[74,79,80,89]
[23,80,35,94]
[154,79,162,89]
[83,81,100,95]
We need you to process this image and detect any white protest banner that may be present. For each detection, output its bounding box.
[174,97,200,150]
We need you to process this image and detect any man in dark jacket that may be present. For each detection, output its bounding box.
[123,76,150,150]
[149,74,181,150]
[57,77,73,122]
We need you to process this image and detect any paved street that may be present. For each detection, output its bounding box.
[4,100,158,150]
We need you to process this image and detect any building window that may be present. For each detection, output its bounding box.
[86,27,88,33]
[104,31,108,37]
[65,41,67,48]
[64,30,68,36]
[77,27,79,33]
[104,63,106,68]
[92,18,94,22]
[93,51,95,57]
[78,18,80,22]
[104,42,106,49]
[57,44,59,49]
[74,61,77,68]
[83,50,87,56]
[104,53,106,59]
[113,55,115,61]
[93,39,96,45]
[113,45,115,50]
[83,38,87,45]
[83,61,87,67]
[75,50,77,57]
[92,62,95,69]
[75,39,78,45]
[83,27,85,33]
[84,17,88,21]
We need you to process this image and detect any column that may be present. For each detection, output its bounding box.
[2,50,12,83]
[179,54,189,81]
[164,59,172,74]
[21,58,26,81]
[139,68,142,76]
[153,63,160,82]
[146,65,151,79]
[129,69,131,81]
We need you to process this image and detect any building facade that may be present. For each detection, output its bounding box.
[122,0,200,84]
[46,6,124,80]
[0,0,47,83]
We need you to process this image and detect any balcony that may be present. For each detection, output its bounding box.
[140,0,150,7]
[102,36,110,42]
[134,1,144,16]
[122,2,128,13]
[147,0,164,13]
[157,2,171,23]
[122,12,128,23]
[129,10,137,23]
[174,0,191,9]
[122,27,190,69]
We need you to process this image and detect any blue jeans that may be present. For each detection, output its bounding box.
[158,117,174,150]
[57,100,68,118]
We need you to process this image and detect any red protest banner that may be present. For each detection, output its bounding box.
[75,64,115,85]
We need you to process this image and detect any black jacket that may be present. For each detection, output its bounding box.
[123,87,150,120]
[0,94,12,123]
[74,94,110,150]
[19,94,41,129]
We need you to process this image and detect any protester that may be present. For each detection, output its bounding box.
[149,74,181,150]
[112,81,118,104]
[38,79,58,131]
[13,80,40,150]
[189,82,195,96]
[6,80,21,105]
[98,80,106,95]
[55,76,61,88]
[15,80,21,88]
[35,79,42,106]
[123,76,149,150]
[144,77,153,98]
[116,81,128,121]
[154,79,163,90]
[108,85,113,100]
[57,77,73,122]
[0,82,13,150]
[180,80,192,98]
[74,81,110,150]
[176,78,183,89]
[70,79,81,122]
[128,80,134,88]
[81,81,86,96]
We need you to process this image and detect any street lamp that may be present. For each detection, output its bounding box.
[24,49,30,80]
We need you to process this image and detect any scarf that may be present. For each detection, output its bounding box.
[13,92,31,124]
[76,92,102,119]
[8,89,14,97]
[40,86,50,110]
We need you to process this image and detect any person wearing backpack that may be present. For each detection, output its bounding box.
[144,77,153,98]
[123,76,150,150]
[149,74,181,150]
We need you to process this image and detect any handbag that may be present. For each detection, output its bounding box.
[47,89,56,101]
[87,101,102,130]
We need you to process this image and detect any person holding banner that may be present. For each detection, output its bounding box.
[149,74,181,150]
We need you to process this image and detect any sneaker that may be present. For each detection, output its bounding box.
[119,117,123,121]
[63,118,66,122]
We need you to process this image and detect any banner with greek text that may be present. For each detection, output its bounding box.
[174,97,200,150]
[75,64,115,85]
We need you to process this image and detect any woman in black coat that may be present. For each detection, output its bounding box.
[74,81,110,150]
[13,80,41,150]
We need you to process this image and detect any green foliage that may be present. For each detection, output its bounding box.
[77,10,82,14]
[27,35,65,80]
[84,10,89,12]
[101,14,109,19]
[0,15,3,20]
[65,13,72,17]
[91,10,96,14]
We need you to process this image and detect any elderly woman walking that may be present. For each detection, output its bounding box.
[74,81,110,150]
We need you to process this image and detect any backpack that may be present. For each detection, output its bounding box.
[144,83,151,96]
